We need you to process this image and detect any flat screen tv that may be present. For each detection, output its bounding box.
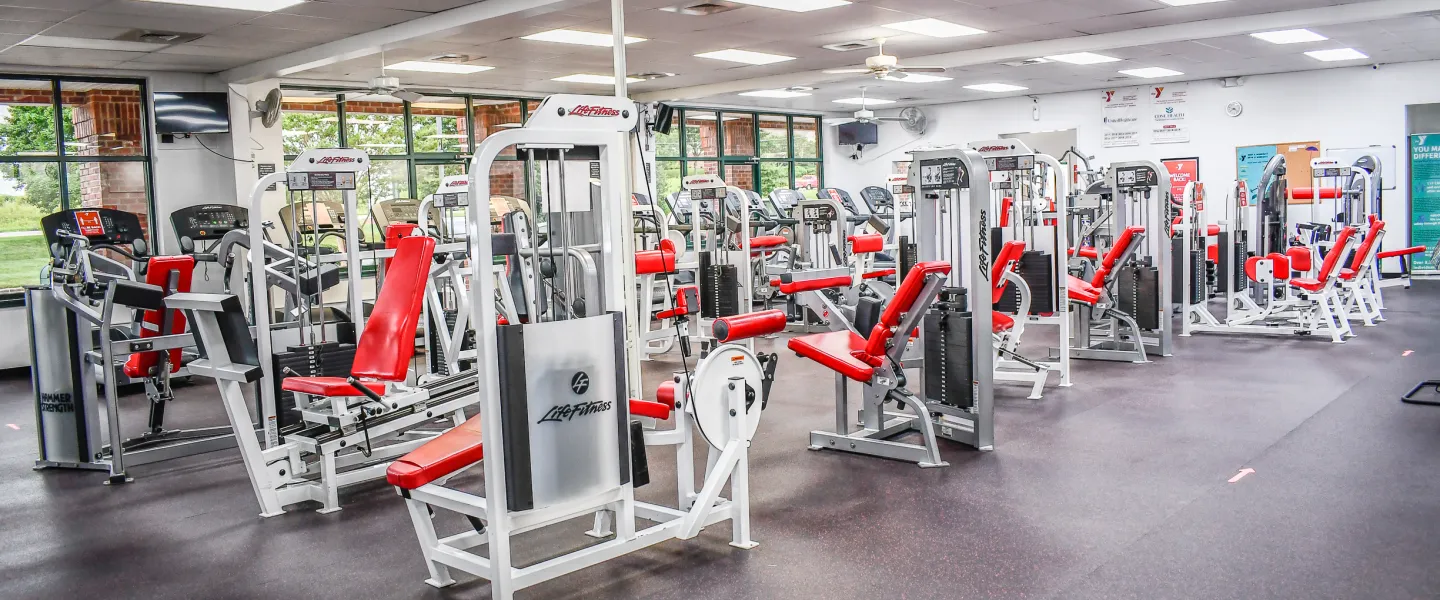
[837,121,878,146]
[154,91,231,135]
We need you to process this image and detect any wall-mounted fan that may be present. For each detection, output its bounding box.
[250,88,282,128]
[822,38,945,80]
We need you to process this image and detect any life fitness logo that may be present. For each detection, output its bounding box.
[977,145,1011,153]
[536,371,614,424]
[316,156,359,164]
[568,105,621,117]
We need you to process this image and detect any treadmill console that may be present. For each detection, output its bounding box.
[821,188,860,214]
[859,186,894,210]
[42,208,146,250]
[1114,165,1160,191]
[375,199,423,225]
[171,204,249,241]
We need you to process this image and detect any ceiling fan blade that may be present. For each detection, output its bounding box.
[874,117,907,122]
[823,68,873,74]
[896,66,947,73]
[406,87,455,96]
[824,118,858,126]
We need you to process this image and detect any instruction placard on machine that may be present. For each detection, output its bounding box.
[919,158,970,190]
[1313,167,1345,178]
[1114,166,1159,190]
[287,172,357,191]
[985,155,1035,172]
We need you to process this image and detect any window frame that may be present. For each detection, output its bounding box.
[655,108,825,199]
[0,74,155,308]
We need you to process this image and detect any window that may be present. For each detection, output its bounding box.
[410,96,468,154]
[0,77,153,299]
[654,108,824,201]
[281,92,339,155]
[345,97,407,156]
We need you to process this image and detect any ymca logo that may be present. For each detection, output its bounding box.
[1154,87,1165,98]
[1420,135,1429,145]
[1104,90,1115,102]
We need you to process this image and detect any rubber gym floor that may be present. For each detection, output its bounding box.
[3,283,1440,600]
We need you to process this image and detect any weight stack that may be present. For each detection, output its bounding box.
[701,263,740,319]
[271,342,357,431]
[426,310,474,376]
[1171,237,1206,305]
[923,288,974,410]
[1215,231,1249,294]
[1116,264,1162,331]
[995,251,1055,315]
[898,236,916,283]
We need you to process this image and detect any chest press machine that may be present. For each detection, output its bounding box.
[356,95,781,600]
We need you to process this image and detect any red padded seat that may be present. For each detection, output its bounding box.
[1286,247,1313,273]
[992,311,1015,333]
[789,330,873,382]
[848,234,884,254]
[862,269,896,280]
[712,309,787,342]
[282,377,386,397]
[779,275,852,295]
[1069,246,1099,260]
[387,414,484,490]
[749,235,788,249]
[1246,253,1291,282]
[1207,244,1218,262]
[1067,275,1102,304]
[1290,227,1357,293]
[636,239,677,275]
[629,399,673,420]
[1378,246,1425,260]
[123,255,195,378]
[1340,221,1384,280]
[1090,226,1145,288]
[991,240,1026,303]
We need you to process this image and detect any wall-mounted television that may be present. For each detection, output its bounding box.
[838,121,878,146]
[154,91,231,135]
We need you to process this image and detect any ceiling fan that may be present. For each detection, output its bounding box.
[339,51,455,103]
[824,87,910,127]
[822,38,946,80]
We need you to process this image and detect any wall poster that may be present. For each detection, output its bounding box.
[1102,87,1141,148]
[1150,84,1190,144]
[1161,157,1200,201]
[1408,134,1440,267]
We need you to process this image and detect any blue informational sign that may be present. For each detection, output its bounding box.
[1409,134,1440,256]
[1236,144,1278,199]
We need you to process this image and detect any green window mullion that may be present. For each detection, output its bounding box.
[336,94,348,148]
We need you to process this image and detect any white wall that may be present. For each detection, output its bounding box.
[825,60,1440,251]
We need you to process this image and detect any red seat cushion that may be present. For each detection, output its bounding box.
[993,311,1015,333]
[1339,267,1356,280]
[352,236,436,381]
[1206,244,1218,262]
[123,255,195,378]
[1378,245,1425,260]
[281,376,386,397]
[991,240,1027,303]
[387,415,484,490]
[779,275,852,295]
[1286,247,1312,272]
[848,234,884,254]
[1289,277,1324,292]
[862,269,895,280]
[749,235,788,249]
[1346,221,1384,274]
[1069,246,1099,260]
[635,248,677,275]
[629,399,672,420]
[788,330,874,382]
[1066,275,1101,304]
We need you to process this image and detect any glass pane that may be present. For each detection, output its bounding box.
[656,121,680,158]
[689,161,719,177]
[0,165,58,292]
[656,160,682,203]
[281,92,339,156]
[416,162,467,200]
[0,80,58,157]
[794,116,819,159]
[410,96,468,154]
[490,160,527,198]
[684,111,718,158]
[794,162,820,198]
[759,115,788,159]
[474,99,522,152]
[525,99,541,123]
[67,161,150,241]
[62,81,145,157]
[358,159,411,240]
[721,113,754,157]
[345,97,407,155]
[760,162,789,197]
[724,163,754,191]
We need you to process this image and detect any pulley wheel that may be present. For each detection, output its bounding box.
[688,345,764,449]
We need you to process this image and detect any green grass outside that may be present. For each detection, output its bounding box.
[0,234,50,291]
[0,199,47,233]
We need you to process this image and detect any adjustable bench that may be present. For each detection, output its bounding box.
[790,261,954,467]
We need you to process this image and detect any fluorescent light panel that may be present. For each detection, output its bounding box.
[1045,52,1120,65]
[884,73,953,83]
[1156,0,1230,5]
[521,29,645,47]
[138,0,305,10]
[833,98,894,105]
[1120,67,1184,78]
[1251,28,1327,44]
[729,0,850,11]
[740,89,812,98]
[965,83,1028,92]
[387,61,493,74]
[20,35,167,52]
[695,49,795,65]
[553,74,645,84]
[884,18,985,38]
[1306,47,1368,61]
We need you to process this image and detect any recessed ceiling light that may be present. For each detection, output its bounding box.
[1306,47,1368,61]
[883,18,986,38]
[740,89,812,98]
[729,0,850,11]
[553,74,645,84]
[1045,52,1120,65]
[695,49,795,65]
[1119,66,1184,78]
[387,61,493,74]
[1156,0,1230,5]
[883,73,953,83]
[521,28,646,47]
[833,97,895,105]
[965,83,1028,92]
[138,0,305,10]
[19,35,168,52]
[1250,28,1327,44]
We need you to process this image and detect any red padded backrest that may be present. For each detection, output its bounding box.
[1286,246,1313,272]
[1000,197,1013,228]
[352,235,436,381]
[1316,227,1357,281]
[1090,226,1145,288]
[862,261,952,358]
[384,223,420,271]
[848,234,884,254]
[990,240,1026,303]
[123,255,195,377]
[1348,221,1384,271]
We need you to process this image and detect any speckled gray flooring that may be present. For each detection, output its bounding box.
[3,283,1440,599]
